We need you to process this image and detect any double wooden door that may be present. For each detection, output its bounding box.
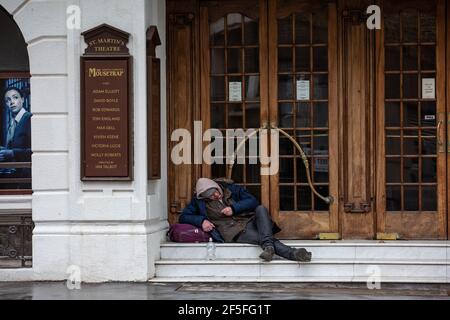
[188,0,448,239]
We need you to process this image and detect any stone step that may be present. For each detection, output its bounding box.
[154,241,450,283]
[160,241,450,261]
[154,259,449,283]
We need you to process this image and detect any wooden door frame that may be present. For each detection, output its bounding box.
[167,0,449,240]
[447,0,450,240]
[198,0,270,208]
[375,0,447,239]
[268,0,339,239]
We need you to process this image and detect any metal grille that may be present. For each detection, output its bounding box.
[0,212,33,268]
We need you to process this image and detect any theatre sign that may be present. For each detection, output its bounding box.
[80,24,133,181]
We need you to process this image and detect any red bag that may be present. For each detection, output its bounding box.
[168,224,210,243]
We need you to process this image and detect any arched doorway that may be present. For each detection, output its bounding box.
[0,5,31,193]
[0,5,33,268]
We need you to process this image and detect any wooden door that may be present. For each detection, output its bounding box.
[199,0,271,207]
[375,0,447,239]
[268,0,339,239]
[169,0,448,240]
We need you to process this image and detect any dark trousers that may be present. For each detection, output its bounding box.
[235,205,295,260]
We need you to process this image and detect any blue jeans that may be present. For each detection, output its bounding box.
[235,205,296,260]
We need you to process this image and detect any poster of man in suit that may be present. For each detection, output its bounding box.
[0,78,31,190]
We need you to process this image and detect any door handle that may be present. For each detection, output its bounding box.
[437,114,445,153]
[437,119,443,146]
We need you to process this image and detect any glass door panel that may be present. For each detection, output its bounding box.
[377,0,446,239]
[202,0,264,202]
[269,0,338,239]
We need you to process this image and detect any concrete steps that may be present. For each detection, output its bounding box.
[152,241,450,283]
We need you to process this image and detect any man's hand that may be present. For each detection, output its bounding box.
[0,149,13,162]
[221,207,233,217]
[202,220,215,232]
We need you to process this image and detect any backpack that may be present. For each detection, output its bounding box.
[168,224,210,243]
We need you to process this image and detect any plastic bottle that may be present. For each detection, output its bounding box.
[206,237,216,260]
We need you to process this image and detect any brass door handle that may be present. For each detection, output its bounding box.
[437,119,444,146]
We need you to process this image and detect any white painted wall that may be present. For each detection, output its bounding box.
[0,0,168,282]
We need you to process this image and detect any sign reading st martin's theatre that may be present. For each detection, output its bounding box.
[81,24,133,181]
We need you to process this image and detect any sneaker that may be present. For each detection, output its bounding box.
[259,246,275,262]
[293,248,312,262]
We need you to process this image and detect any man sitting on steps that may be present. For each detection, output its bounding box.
[180,177,312,262]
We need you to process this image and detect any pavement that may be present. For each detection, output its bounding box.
[0,282,450,300]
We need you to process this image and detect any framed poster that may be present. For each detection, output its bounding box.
[0,76,32,192]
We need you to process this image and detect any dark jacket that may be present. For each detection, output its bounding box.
[8,111,32,162]
[179,181,260,243]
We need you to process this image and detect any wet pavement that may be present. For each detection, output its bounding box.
[0,282,449,300]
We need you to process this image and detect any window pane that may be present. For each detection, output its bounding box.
[232,164,244,183]
[313,74,328,99]
[421,46,436,70]
[211,104,225,128]
[404,158,419,183]
[404,186,419,211]
[403,74,418,99]
[244,17,258,45]
[385,102,401,127]
[295,13,310,44]
[385,46,400,71]
[295,47,310,72]
[296,103,311,128]
[278,47,293,72]
[386,186,401,211]
[245,75,260,100]
[313,158,329,183]
[227,48,242,73]
[211,49,225,74]
[385,15,400,43]
[297,158,309,183]
[279,103,293,128]
[402,10,418,43]
[421,101,436,126]
[386,158,401,183]
[386,134,401,155]
[420,13,436,43]
[422,137,436,155]
[278,16,292,44]
[404,102,419,127]
[279,134,294,155]
[280,186,295,211]
[422,186,437,211]
[212,163,226,179]
[278,75,293,100]
[245,48,259,73]
[314,186,329,211]
[296,132,312,156]
[422,158,437,183]
[403,46,418,71]
[312,12,327,44]
[313,46,328,72]
[313,131,328,156]
[227,13,242,45]
[210,18,225,46]
[211,77,225,101]
[404,136,419,156]
[228,104,243,128]
[297,187,312,211]
[385,74,400,99]
[313,102,328,127]
[279,158,294,183]
[245,104,260,128]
